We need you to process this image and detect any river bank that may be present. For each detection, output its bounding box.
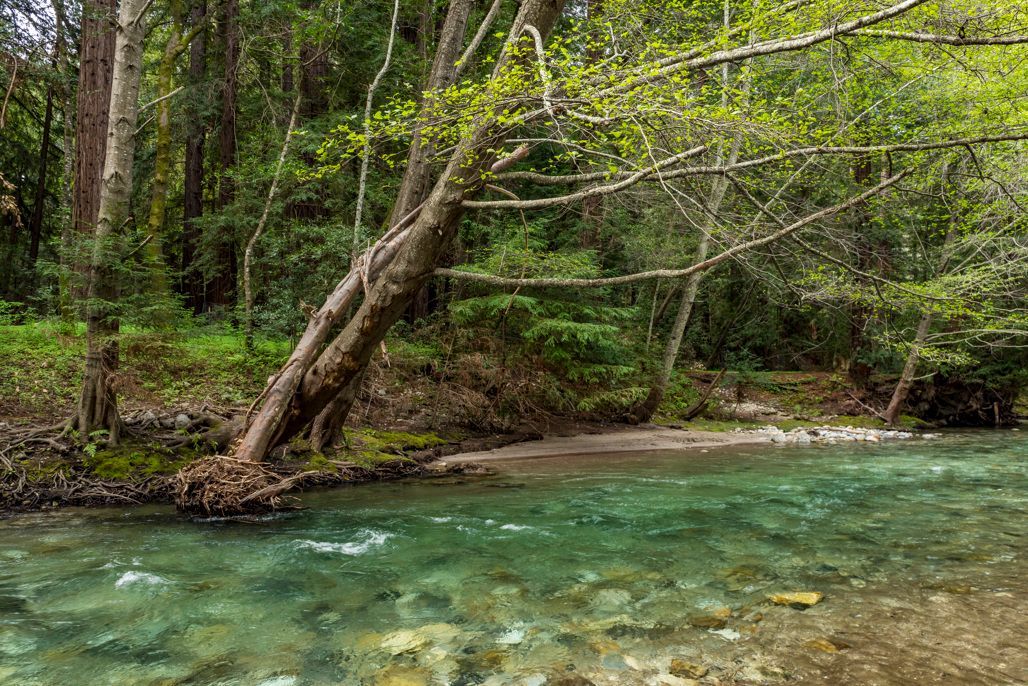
[2,323,1022,515]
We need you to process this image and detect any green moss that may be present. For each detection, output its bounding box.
[352,450,411,469]
[82,445,189,480]
[343,428,448,454]
[19,458,73,481]
[304,453,338,473]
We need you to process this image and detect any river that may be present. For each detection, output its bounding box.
[1,432,1025,685]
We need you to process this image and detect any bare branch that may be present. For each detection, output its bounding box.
[442,170,909,287]
[464,145,707,209]
[852,29,1028,46]
[493,132,1028,188]
[455,0,504,79]
[608,0,930,95]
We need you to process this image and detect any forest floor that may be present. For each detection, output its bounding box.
[0,322,950,514]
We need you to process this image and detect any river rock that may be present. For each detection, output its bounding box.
[804,637,850,653]
[374,665,430,686]
[380,629,428,655]
[656,676,700,686]
[769,591,823,608]
[669,658,708,679]
[549,675,595,686]
[687,614,727,630]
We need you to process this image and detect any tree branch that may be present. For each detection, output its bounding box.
[852,29,1028,46]
[454,0,504,79]
[441,170,909,287]
[492,132,1028,189]
[464,145,707,209]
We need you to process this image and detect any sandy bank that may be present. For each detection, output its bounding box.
[446,427,771,463]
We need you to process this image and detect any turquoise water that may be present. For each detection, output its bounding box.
[0,433,1025,685]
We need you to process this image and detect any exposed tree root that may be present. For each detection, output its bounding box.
[173,455,302,516]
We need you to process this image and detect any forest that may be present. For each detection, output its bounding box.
[0,1,1027,683]
[0,0,1026,509]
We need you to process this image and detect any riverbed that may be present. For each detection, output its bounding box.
[1,432,1024,685]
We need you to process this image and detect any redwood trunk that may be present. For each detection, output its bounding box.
[69,0,116,302]
[209,0,239,309]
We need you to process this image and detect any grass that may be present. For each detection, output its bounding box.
[0,322,289,418]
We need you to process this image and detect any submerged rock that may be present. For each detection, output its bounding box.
[687,614,727,630]
[805,637,851,653]
[769,591,824,608]
[549,675,595,686]
[379,629,428,655]
[669,658,708,679]
[374,665,431,686]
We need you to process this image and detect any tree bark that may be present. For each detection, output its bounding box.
[399,0,476,325]
[28,86,54,263]
[182,0,207,313]
[144,0,206,302]
[72,0,148,444]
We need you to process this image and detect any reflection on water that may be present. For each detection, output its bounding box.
[0,432,1025,685]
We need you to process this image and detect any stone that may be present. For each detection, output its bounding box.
[769,591,823,608]
[711,606,732,619]
[657,676,700,686]
[669,659,708,679]
[374,666,430,686]
[550,676,596,686]
[687,614,727,630]
[379,629,428,655]
[804,637,851,653]
[174,413,191,430]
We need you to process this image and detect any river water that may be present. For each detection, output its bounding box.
[1,432,1025,685]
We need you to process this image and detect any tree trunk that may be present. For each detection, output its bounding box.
[68,0,116,308]
[28,86,54,263]
[182,0,207,313]
[883,311,932,426]
[144,0,204,302]
[208,0,239,309]
[399,0,475,325]
[72,0,148,444]
[228,0,566,466]
[309,369,366,453]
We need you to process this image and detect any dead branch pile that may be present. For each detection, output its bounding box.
[173,455,304,516]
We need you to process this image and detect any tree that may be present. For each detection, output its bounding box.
[69,0,149,443]
[142,0,208,300]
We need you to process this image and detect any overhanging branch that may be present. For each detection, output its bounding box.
[440,170,909,287]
